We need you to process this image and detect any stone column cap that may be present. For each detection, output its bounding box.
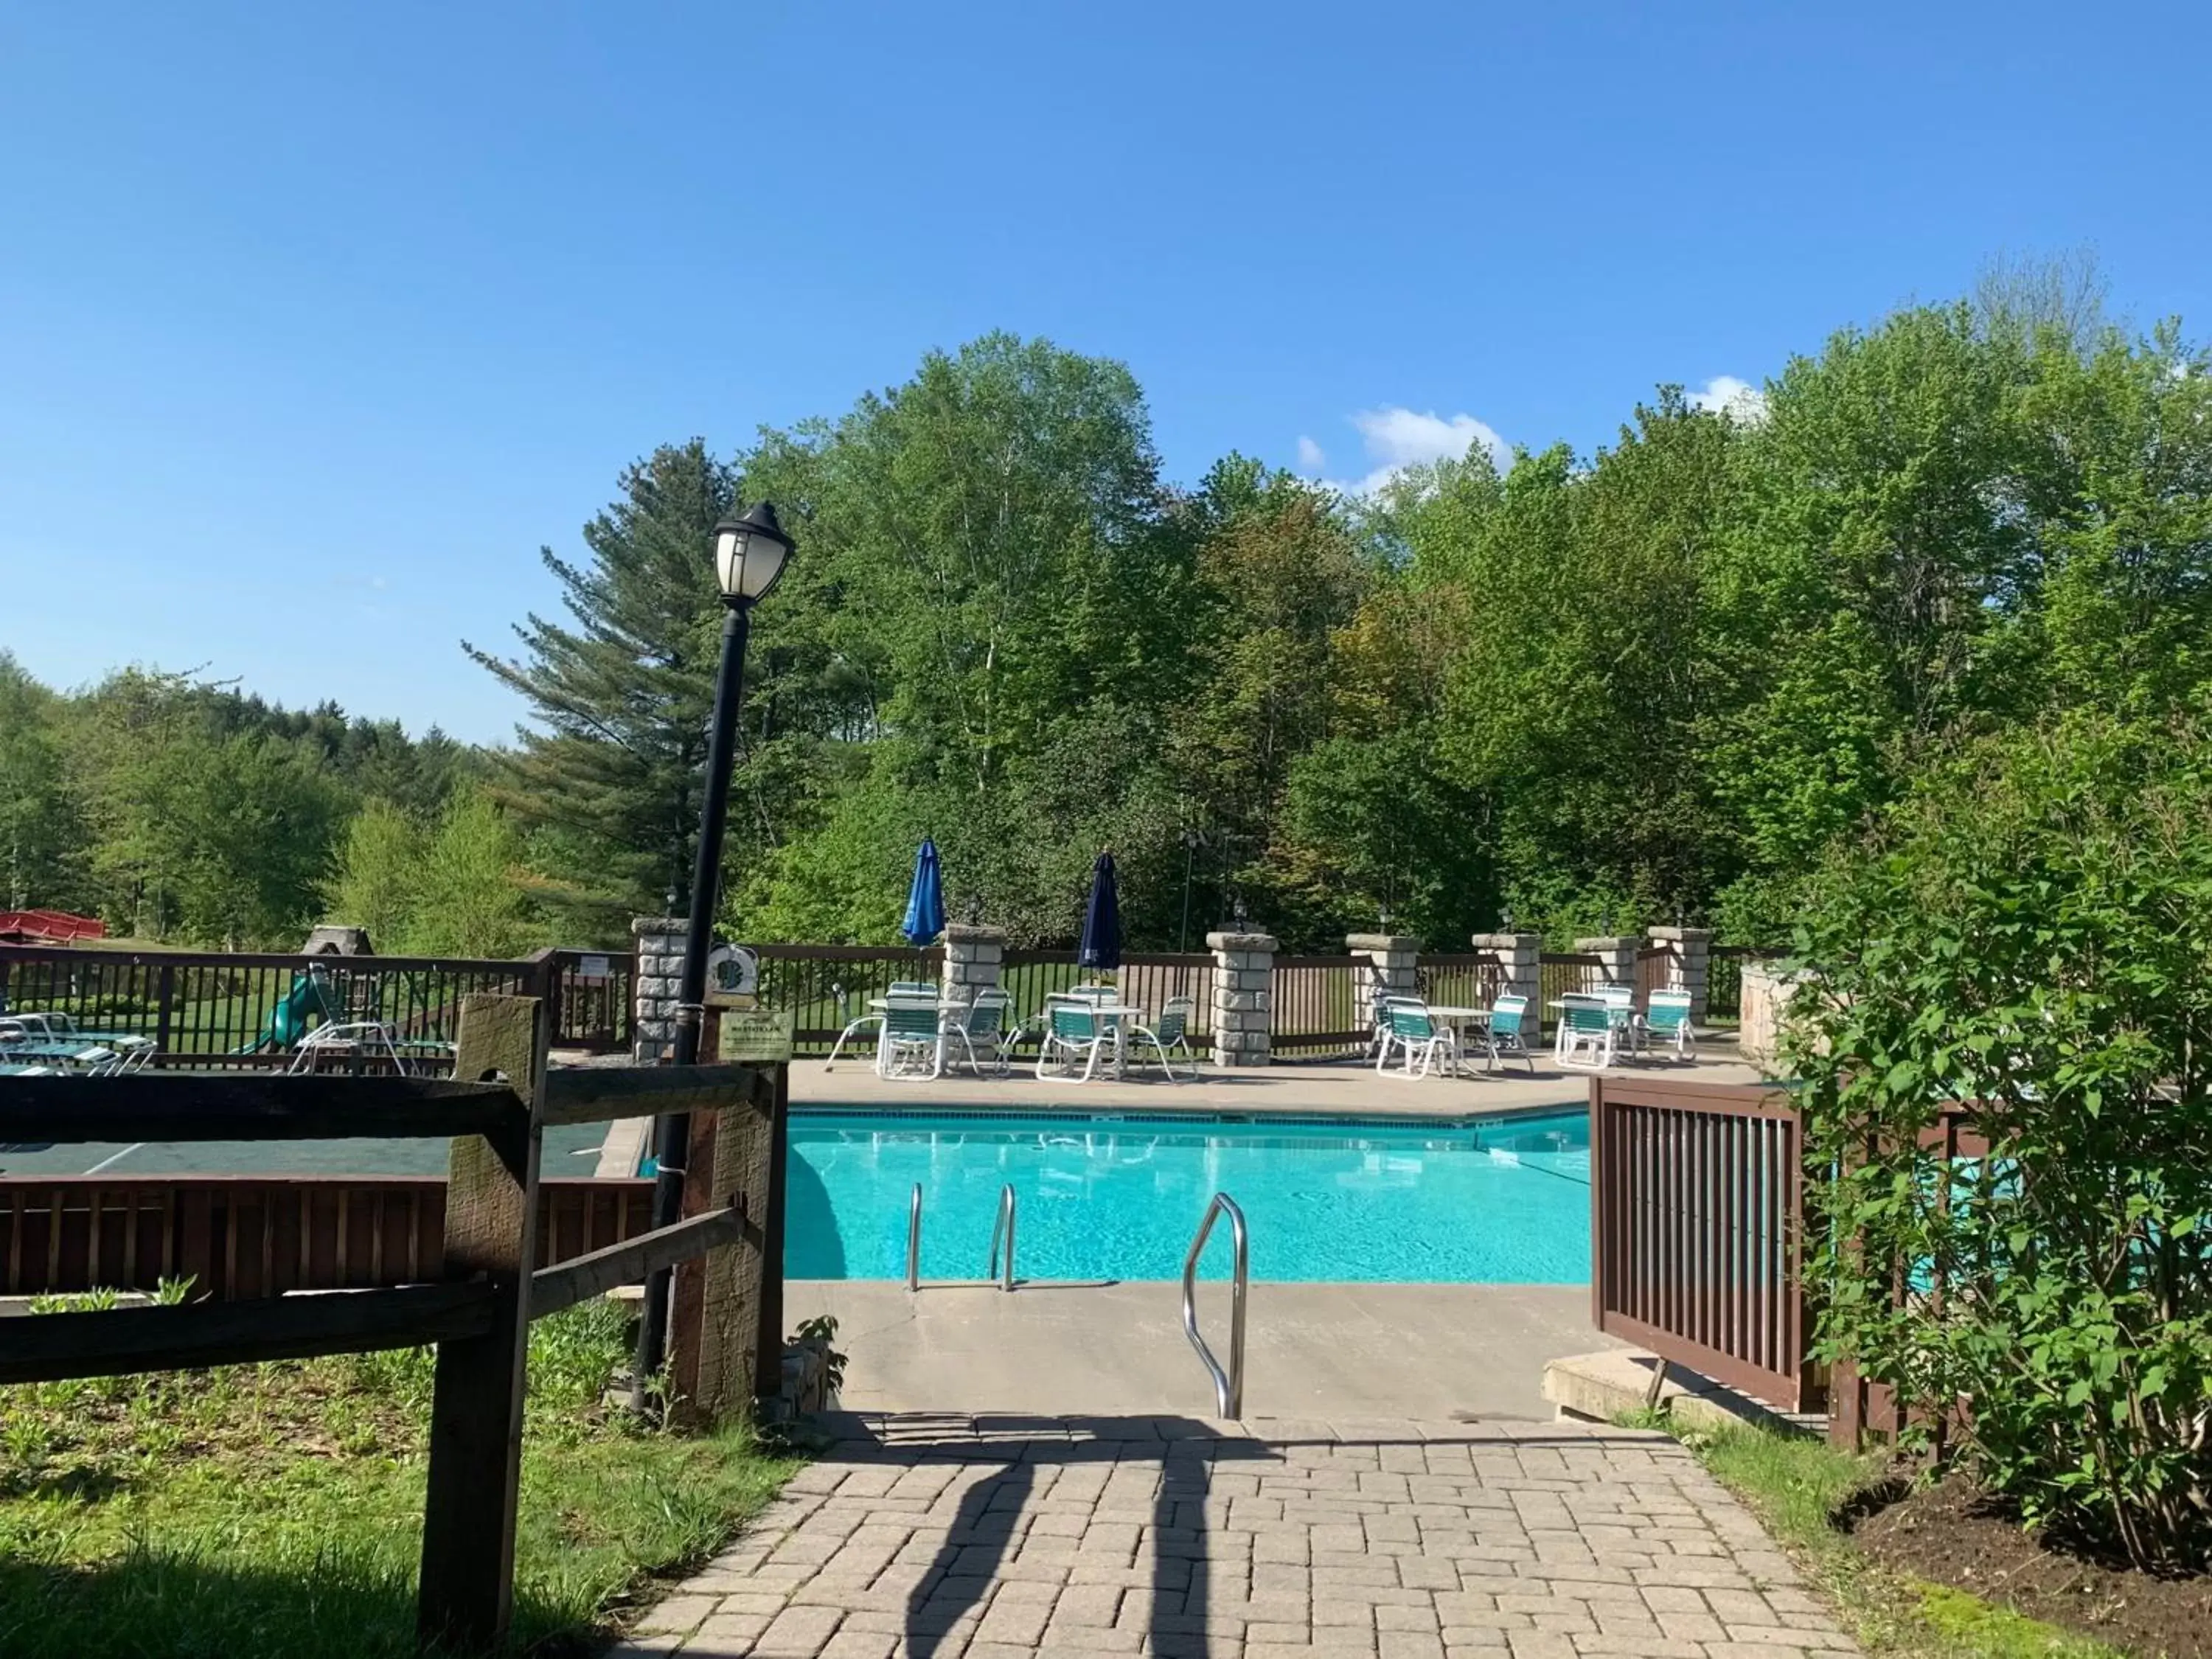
[1573,936,1644,951]
[1345,933,1420,953]
[630,916,689,937]
[1646,925,1714,943]
[1470,931,1540,949]
[1206,931,1279,952]
[941,922,1004,945]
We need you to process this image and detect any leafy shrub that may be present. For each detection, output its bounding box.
[1787,713,2212,1569]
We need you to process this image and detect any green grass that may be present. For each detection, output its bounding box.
[0,1298,799,1658]
[1629,1413,2122,1659]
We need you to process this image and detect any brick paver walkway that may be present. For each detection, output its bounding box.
[611,1413,1854,1659]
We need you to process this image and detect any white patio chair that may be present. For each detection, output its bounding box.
[877,994,946,1079]
[1037,996,1112,1083]
[287,1021,406,1075]
[1376,997,1460,1077]
[1644,990,1695,1060]
[1555,994,1618,1069]
[1127,995,1197,1083]
[942,988,1014,1077]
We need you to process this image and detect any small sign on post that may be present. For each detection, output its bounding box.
[703,943,759,1009]
[577,954,611,980]
[717,1006,794,1064]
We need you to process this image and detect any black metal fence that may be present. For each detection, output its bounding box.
[1705,946,1776,1022]
[0,945,613,1072]
[747,944,943,1056]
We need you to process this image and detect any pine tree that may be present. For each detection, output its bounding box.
[465,440,735,918]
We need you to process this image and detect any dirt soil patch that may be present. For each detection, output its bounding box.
[1848,1474,2210,1658]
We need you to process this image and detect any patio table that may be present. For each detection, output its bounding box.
[867,996,961,1079]
[1422,1005,1495,1077]
[1082,1003,1147,1079]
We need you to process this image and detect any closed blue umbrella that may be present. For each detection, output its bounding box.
[901,838,945,946]
[1077,851,1121,972]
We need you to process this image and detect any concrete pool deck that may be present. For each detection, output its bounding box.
[790,1047,1766,1117]
[788,1281,1624,1423]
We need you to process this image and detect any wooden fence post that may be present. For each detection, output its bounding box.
[755,1063,789,1403]
[417,995,546,1654]
[154,961,176,1057]
[668,1065,776,1422]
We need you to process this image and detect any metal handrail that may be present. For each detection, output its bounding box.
[987,1183,1018,1291]
[906,1182,923,1291]
[1180,1192,1248,1418]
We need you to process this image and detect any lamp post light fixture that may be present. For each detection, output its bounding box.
[633,501,795,1407]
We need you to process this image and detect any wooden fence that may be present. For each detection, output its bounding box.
[0,994,784,1653]
[1588,1074,1823,1412]
[1824,1108,1992,1448]
[1269,955,1366,1059]
[1417,953,1507,1010]
[2,1175,655,1300]
[0,942,634,1065]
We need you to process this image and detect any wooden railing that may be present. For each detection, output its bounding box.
[1,1175,655,1300]
[1417,953,1506,1010]
[1588,1074,1823,1411]
[1827,1108,1992,1448]
[0,993,784,1653]
[1540,950,1607,1006]
[1270,955,1366,1059]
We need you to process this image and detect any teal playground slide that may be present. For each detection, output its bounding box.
[232,968,343,1054]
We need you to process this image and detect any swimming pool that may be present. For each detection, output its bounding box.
[786,1109,1592,1284]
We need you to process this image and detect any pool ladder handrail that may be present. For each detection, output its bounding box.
[987,1183,1017,1291]
[906,1182,923,1291]
[1180,1192,1248,1419]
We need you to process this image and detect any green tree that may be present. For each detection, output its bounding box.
[0,654,88,910]
[322,799,426,950]
[405,790,532,960]
[467,439,735,919]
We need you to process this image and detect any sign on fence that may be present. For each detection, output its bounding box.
[703,942,759,1007]
[716,1006,793,1063]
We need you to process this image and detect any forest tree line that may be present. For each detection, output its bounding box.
[7,262,2208,955]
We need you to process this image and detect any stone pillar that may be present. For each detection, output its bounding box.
[1208,931,1277,1068]
[1471,931,1542,1043]
[940,922,1004,1003]
[1646,925,1714,1020]
[1346,933,1419,1031]
[1576,936,1641,989]
[631,916,686,1065]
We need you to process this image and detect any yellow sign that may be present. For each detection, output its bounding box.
[717,1006,794,1065]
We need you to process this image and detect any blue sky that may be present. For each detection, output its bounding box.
[4,1,2205,743]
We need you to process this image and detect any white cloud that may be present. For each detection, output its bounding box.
[1295,434,1328,474]
[1689,375,1769,423]
[1321,406,1510,495]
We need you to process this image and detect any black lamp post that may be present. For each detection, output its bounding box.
[633,501,794,1405]
[1178,828,1200,953]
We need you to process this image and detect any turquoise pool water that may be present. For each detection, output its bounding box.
[786,1110,1592,1284]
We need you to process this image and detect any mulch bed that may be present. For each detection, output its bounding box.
[1846,1474,2210,1658]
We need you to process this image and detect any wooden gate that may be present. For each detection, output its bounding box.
[1588,1074,1822,1411]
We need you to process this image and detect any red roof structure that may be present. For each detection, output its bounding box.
[0,909,106,944]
